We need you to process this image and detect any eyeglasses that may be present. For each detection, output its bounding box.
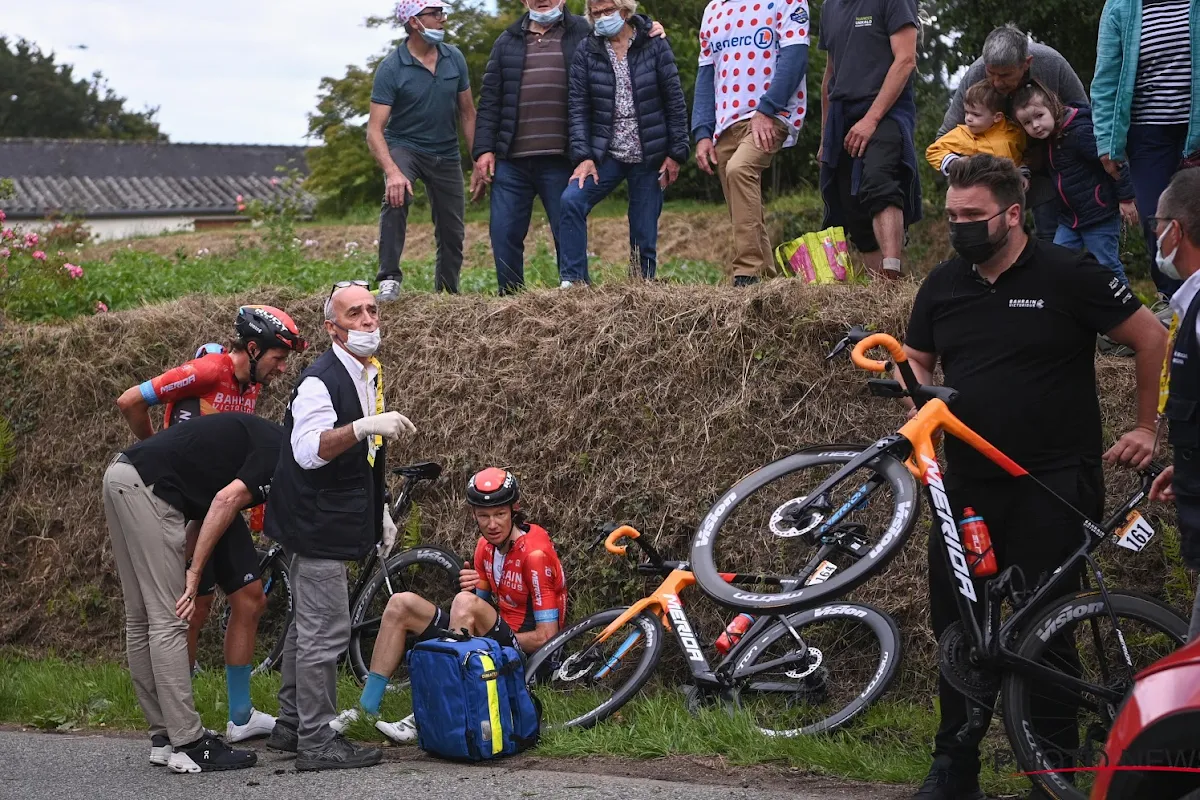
[416,8,446,20]
[328,279,370,301]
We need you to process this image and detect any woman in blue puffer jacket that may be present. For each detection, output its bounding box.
[1013,81,1139,285]
[558,0,689,285]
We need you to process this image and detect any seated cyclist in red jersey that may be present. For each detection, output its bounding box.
[333,468,567,745]
[114,306,307,752]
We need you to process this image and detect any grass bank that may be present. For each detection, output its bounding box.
[0,654,1027,794]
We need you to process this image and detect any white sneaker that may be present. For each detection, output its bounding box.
[375,714,418,744]
[378,279,401,302]
[328,707,360,734]
[225,708,276,743]
[149,734,172,766]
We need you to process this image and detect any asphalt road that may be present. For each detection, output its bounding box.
[0,730,909,800]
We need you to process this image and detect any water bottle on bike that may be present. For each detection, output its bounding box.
[960,507,997,577]
[714,613,756,655]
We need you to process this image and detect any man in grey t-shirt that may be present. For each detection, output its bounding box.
[937,25,1089,242]
[368,0,476,298]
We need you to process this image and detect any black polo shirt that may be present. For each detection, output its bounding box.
[124,412,282,519]
[905,237,1140,482]
[819,0,920,103]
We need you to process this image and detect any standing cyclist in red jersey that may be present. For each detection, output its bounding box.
[115,305,307,755]
[330,468,567,744]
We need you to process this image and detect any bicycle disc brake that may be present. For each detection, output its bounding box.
[938,622,999,706]
[556,650,602,682]
[785,646,823,680]
[770,494,832,539]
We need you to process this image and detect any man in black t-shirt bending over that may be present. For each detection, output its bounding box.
[901,155,1166,800]
[102,413,283,775]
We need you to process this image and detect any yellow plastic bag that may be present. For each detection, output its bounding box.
[773,226,863,285]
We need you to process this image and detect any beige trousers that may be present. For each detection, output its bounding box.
[102,458,205,746]
[716,118,786,279]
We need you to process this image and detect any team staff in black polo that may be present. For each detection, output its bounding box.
[900,154,1168,800]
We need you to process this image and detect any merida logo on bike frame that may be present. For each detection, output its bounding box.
[663,594,705,662]
[922,455,977,602]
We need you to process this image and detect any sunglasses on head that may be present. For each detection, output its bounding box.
[328,279,371,301]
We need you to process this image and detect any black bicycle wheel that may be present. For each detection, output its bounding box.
[733,601,901,736]
[690,446,920,612]
[524,607,663,731]
[252,549,293,674]
[347,546,464,686]
[1002,590,1187,800]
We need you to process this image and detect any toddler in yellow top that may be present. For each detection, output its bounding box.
[926,80,1027,175]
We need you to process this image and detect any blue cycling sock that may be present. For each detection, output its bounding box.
[360,672,389,715]
[226,664,253,726]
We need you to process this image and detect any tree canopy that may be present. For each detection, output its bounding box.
[0,37,164,141]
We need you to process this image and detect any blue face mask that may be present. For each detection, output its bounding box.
[593,12,625,38]
[528,2,563,25]
[420,26,445,44]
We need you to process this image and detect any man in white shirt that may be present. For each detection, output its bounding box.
[263,281,416,771]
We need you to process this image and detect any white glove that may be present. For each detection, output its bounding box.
[379,504,398,560]
[352,411,416,441]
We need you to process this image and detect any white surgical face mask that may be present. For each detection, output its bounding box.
[337,326,381,357]
[1157,222,1182,282]
[528,2,563,25]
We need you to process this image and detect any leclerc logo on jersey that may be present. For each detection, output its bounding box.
[709,26,774,56]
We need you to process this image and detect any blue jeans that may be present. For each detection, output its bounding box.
[1127,123,1188,297]
[559,158,664,282]
[1054,216,1128,285]
[489,155,574,294]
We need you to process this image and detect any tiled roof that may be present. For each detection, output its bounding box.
[0,138,311,218]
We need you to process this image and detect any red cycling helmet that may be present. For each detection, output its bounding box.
[466,468,520,508]
[236,305,308,353]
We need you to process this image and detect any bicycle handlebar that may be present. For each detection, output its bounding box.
[851,333,908,373]
[605,525,642,556]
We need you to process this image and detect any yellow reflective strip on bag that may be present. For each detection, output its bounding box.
[478,654,504,755]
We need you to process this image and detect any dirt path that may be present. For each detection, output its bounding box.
[81,211,738,270]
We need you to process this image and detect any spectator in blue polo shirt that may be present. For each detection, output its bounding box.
[368,0,476,298]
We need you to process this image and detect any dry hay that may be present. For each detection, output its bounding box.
[0,280,1177,697]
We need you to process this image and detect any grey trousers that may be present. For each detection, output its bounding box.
[102,458,205,747]
[276,554,350,752]
[376,145,465,294]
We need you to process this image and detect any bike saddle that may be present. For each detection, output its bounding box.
[391,461,443,481]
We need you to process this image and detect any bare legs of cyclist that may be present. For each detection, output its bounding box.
[221,579,274,741]
[333,591,498,744]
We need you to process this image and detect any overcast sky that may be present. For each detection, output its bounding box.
[5,1,413,145]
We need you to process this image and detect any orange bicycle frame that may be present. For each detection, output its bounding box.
[851,333,1028,481]
[590,526,732,667]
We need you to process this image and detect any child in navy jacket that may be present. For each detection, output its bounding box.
[1013,80,1139,285]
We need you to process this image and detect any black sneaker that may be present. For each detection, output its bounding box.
[912,759,985,800]
[296,734,382,772]
[733,275,760,287]
[266,721,299,753]
[167,734,257,773]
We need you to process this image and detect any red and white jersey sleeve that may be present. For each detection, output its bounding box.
[698,0,810,147]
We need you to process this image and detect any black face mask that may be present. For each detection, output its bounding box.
[948,209,1012,265]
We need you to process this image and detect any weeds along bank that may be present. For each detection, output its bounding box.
[0,281,1177,693]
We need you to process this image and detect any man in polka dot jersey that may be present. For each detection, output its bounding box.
[692,0,811,286]
[817,0,922,280]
